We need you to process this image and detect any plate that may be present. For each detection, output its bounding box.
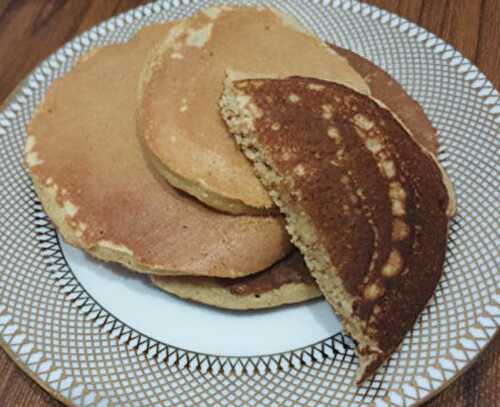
[0,1,498,406]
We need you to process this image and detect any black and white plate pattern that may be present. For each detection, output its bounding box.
[0,1,498,406]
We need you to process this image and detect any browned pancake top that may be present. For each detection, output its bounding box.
[200,47,438,296]
[229,77,452,354]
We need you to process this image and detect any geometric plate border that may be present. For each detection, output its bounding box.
[0,1,498,406]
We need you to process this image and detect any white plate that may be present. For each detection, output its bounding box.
[0,1,498,406]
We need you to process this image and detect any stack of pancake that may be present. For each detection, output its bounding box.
[25,6,455,382]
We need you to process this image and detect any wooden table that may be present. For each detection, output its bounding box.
[0,1,498,406]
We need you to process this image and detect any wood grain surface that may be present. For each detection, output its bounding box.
[0,0,498,406]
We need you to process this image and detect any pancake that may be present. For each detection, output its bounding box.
[138,6,369,215]
[152,251,321,310]
[152,46,439,310]
[24,23,292,279]
[220,76,455,382]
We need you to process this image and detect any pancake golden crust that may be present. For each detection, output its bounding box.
[221,76,455,382]
[152,252,321,310]
[25,23,292,279]
[138,6,369,215]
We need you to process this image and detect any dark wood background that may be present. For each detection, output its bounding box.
[0,0,498,406]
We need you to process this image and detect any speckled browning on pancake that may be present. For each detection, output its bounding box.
[24,23,292,279]
[138,6,369,215]
[331,45,438,153]
[221,76,455,382]
[152,252,321,310]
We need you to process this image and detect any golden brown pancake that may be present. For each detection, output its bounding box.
[152,45,440,310]
[151,45,439,309]
[152,252,321,310]
[25,23,292,279]
[138,6,369,215]
[221,76,455,382]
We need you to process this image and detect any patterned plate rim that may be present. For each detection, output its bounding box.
[0,0,498,406]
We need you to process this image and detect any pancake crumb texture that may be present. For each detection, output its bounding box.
[221,76,455,382]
